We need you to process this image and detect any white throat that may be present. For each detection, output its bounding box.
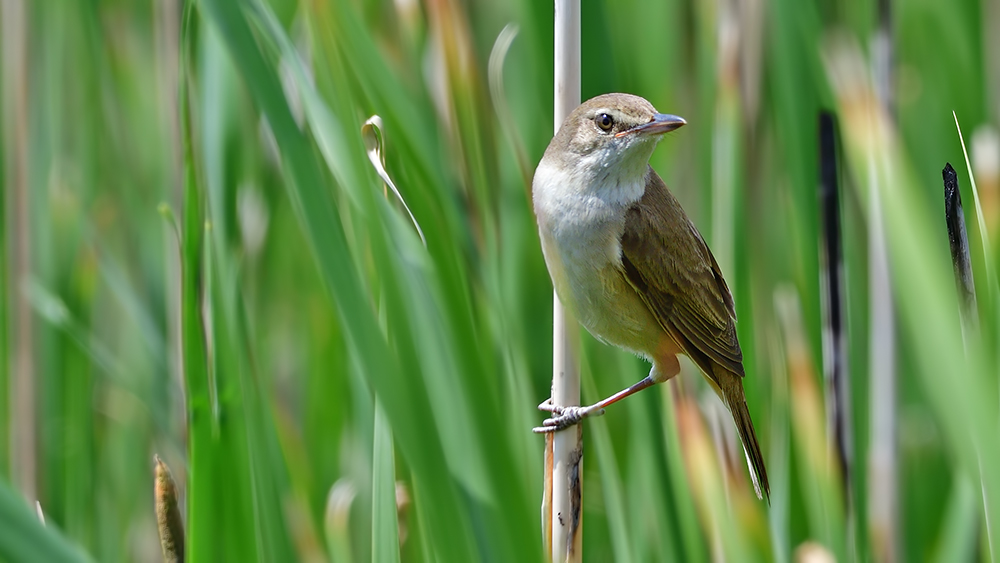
[533,138,657,216]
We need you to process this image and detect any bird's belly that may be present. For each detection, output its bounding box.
[570,262,663,356]
[539,215,663,358]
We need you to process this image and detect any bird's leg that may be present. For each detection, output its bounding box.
[532,374,658,433]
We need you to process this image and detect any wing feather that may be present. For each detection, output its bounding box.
[619,168,744,378]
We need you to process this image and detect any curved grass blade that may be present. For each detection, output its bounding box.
[361,116,426,246]
[0,480,92,563]
[197,1,484,559]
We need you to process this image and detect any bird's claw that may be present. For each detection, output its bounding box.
[536,399,560,413]
[532,401,605,433]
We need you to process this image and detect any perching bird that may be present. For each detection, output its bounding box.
[531,93,769,500]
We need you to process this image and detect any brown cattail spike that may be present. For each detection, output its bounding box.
[154,455,185,563]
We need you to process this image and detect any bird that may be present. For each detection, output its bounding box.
[531,92,769,501]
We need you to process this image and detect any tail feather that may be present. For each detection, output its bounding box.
[719,371,770,502]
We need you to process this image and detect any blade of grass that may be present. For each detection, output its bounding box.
[0,481,92,563]
[825,39,1000,561]
[179,4,218,560]
[197,17,298,561]
[197,1,488,560]
[953,111,1000,559]
[953,115,1000,362]
[932,476,979,563]
[305,7,543,544]
[954,113,995,278]
[371,400,401,563]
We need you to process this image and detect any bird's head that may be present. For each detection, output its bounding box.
[537,93,686,204]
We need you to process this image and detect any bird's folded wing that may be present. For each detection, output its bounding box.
[619,169,744,377]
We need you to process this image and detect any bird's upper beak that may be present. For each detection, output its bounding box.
[616,113,687,138]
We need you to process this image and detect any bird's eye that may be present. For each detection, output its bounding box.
[596,113,614,132]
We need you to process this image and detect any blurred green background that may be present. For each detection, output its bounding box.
[2,0,1000,561]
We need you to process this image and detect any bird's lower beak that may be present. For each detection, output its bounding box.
[616,113,687,138]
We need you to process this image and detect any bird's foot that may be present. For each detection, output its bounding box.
[532,400,605,433]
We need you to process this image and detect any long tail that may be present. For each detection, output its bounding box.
[717,368,770,502]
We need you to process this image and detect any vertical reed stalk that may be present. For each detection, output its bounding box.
[157,0,186,443]
[2,0,36,502]
[868,5,898,559]
[546,1,582,561]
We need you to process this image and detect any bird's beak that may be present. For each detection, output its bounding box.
[616,113,687,138]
